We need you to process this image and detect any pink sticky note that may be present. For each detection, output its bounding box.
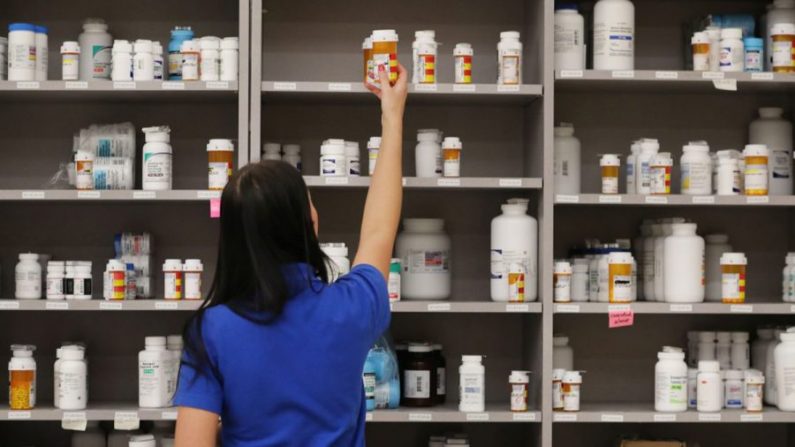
[210,198,221,218]
[608,310,634,328]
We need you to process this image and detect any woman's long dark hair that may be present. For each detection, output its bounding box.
[182,161,329,378]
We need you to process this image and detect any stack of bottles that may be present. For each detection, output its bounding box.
[414,129,464,179]
[556,238,638,303]
[261,142,303,171]
[8,342,90,412]
[6,23,49,81]
[138,335,183,409]
[553,108,793,196]
[112,233,153,299]
[319,139,362,177]
[70,422,175,447]
[551,335,583,412]
[45,260,93,300]
[362,29,522,86]
[553,0,635,71]
[71,122,137,190]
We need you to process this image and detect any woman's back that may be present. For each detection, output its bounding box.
[176,264,390,446]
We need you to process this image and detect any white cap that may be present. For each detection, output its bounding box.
[500,31,521,40]
[698,331,716,342]
[720,252,747,265]
[683,141,710,153]
[61,41,80,53]
[509,370,531,383]
[133,39,153,53]
[691,31,710,44]
[418,129,441,142]
[600,154,620,167]
[743,144,769,157]
[183,259,203,271]
[608,251,633,265]
[283,144,301,155]
[19,253,39,261]
[10,344,36,356]
[552,368,566,380]
[61,348,85,360]
[744,369,765,384]
[113,39,132,52]
[698,360,720,372]
[181,39,199,52]
[454,43,473,56]
[106,259,125,271]
[720,28,743,39]
[442,137,462,149]
[553,336,569,346]
[717,331,732,343]
[371,29,399,42]
[207,139,235,152]
[83,18,108,31]
[414,30,436,40]
[725,369,744,380]
[200,37,221,50]
[320,141,345,155]
[163,259,183,271]
[142,126,171,143]
[345,141,360,157]
[554,261,572,274]
[640,139,660,152]
[320,242,348,257]
[562,371,582,383]
[555,122,575,137]
[461,355,483,363]
[153,41,163,54]
[145,336,167,347]
[773,23,795,37]
[408,343,433,353]
[221,37,239,50]
[262,142,281,154]
[658,350,685,360]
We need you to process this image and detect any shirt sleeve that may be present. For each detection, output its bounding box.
[173,317,223,415]
[335,264,391,340]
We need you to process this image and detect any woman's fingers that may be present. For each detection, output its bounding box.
[365,81,382,99]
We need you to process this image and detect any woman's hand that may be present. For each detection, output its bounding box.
[366,63,408,126]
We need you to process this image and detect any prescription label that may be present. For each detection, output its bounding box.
[409,249,450,274]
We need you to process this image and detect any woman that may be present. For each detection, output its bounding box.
[173,63,408,447]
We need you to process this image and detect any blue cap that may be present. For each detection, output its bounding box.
[9,23,36,32]
[556,3,578,11]
[744,37,763,47]
[34,25,48,34]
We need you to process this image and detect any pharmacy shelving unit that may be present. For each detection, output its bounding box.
[249,0,553,445]
[551,0,795,445]
[0,0,250,445]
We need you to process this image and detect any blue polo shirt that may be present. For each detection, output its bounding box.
[174,263,391,447]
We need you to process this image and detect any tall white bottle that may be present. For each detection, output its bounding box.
[749,107,793,195]
[704,234,732,302]
[554,4,585,70]
[553,123,581,194]
[664,223,705,303]
[139,336,170,408]
[491,202,538,302]
[142,126,172,191]
[775,327,795,410]
[593,0,635,70]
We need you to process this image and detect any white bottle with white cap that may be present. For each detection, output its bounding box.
[320,243,350,282]
[57,347,88,410]
[696,360,722,412]
[142,126,172,190]
[749,107,793,196]
[61,41,81,81]
[133,39,154,81]
[593,0,635,70]
[498,31,522,85]
[775,327,795,410]
[553,123,581,195]
[183,259,203,300]
[139,336,170,408]
[636,139,659,195]
[459,355,485,412]
[16,253,42,299]
[416,129,443,178]
[220,37,239,81]
[655,347,688,412]
[152,41,164,80]
[111,40,133,81]
[283,144,302,171]
[412,30,437,84]
[200,37,221,81]
[719,28,745,72]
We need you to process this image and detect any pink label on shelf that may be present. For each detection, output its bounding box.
[210,198,221,218]
[608,309,634,328]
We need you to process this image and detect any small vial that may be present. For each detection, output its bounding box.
[60,41,80,81]
[691,32,710,71]
[600,154,620,194]
[498,31,522,85]
[183,259,203,300]
[180,40,200,81]
[649,152,672,195]
[454,43,473,84]
[442,137,462,178]
[509,370,530,412]
[720,252,747,304]
[553,261,572,303]
[163,259,183,300]
[743,144,769,196]
[561,371,582,412]
[388,258,401,301]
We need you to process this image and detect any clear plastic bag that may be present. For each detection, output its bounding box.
[365,334,401,410]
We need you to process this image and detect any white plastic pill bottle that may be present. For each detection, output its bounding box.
[491,201,538,302]
[57,347,88,410]
[696,360,722,412]
[655,347,688,412]
[397,218,452,300]
[554,4,585,71]
[593,0,635,70]
[16,253,42,299]
[141,126,172,191]
[459,355,485,413]
[139,336,170,408]
[553,123,581,195]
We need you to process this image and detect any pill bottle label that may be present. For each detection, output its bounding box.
[508,269,527,302]
[208,162,232,189]
[720,46,743,70]
[321,157,343,176]
[414,43,436,84]
[688,378,697,407]
[62,54,80,80]
[168,52,182,78]
[164,272,183,300]
[460,373,484,406]
[437,367,446,396]
[650,166,671,194]
[73,278,92,298]
[184,272,202,300]
[76,160,93,190]
[404,370,431,399]
[511,384,529,411]
[745,163,768,193]
[554,274,571,302]
[693,52,710,71]
[363,372,376,401]
[9,369,35,410]
[725,383,743,408]
[602,176,618,194]
[455,55,472,84]
[369,52,398,86]
[562,383,580,411]
[16,270,41,296]
[90,44,111,79]
[552,381,564,409]
[388,271,401,301]
[10,43,36,71]
[500,50,521,85]
[443,155,460,177]
[181,54,199,80]
[58,370,87,406]
[745,49,763,71]
[408,249,450,274]
[610,273,632,302]
[681,162,711,193]
[721,272,744,301]
[200,56,219,80]
[103,271,125,300]
[772,150,791,179]
[746,384,763,411]
[773,41,794,69]
[143,152,172,190]
[139,359,166,402]
[348,158,361,176]
[655,372,687,406]
[46,276,64,298]
[491,249,530,280]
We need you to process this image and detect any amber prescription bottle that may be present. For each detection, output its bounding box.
[362,36,373,84]
[369,29,398,87]
[608,252,634,303]
[720,252,747,304]
[207,138,235,191]
[772,23,795,73]
[742,144,769,196]
[600,154,620,194]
